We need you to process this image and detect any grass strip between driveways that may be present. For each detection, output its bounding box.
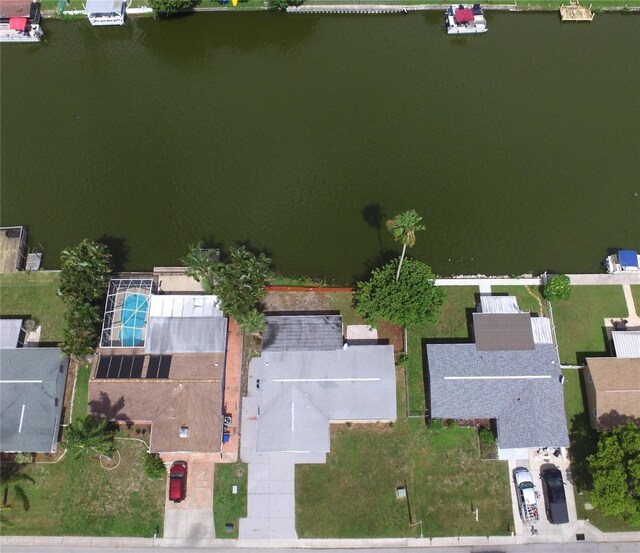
[551,285,627,365]
[213,462,248,538]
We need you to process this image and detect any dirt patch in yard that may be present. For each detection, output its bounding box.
[264,291,333,312]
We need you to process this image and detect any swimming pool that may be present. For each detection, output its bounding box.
[120,293,149,347]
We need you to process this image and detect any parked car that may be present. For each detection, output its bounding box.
[169,461,188,503]
[541,468,569,524]
[513,467,539,524]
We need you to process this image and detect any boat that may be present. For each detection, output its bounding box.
[445,4,488,35]
[605,250,640,274]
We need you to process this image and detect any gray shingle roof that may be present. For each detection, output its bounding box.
[0,348,68,453]
[426,342,569,449]
[473,313,535,351]
[262,315,343,352]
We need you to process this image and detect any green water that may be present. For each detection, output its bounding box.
[1,13,639,281]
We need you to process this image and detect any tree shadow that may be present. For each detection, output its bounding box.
[362,203,386,254]
[352,248,397,284]
[88,392,130,423]
[567,411,598,491]
[597,410,640,431]
[97,235,129,273]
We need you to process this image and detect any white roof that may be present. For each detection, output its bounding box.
[613,331,640,358]
[531,317,553,344]
[480,296,520,314]
[254,345,397,453]
[0,319,22,349]
[346,325,378,340]
[149,295,221,319]
[85,0,123,13]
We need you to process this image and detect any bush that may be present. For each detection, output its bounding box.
[395,352,409,366]
[149,0,194,15]
[447,420,459,429]
[427,418,443,431]
[268,0,302,10]
[543,274,571,301]
[144,452,167,479]
[479,428,496,446]
[14,452,33,464]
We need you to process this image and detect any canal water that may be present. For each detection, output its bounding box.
[1,13,639,280]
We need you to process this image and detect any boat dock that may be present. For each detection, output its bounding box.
[0,226,28,273]
[560,1,594,21]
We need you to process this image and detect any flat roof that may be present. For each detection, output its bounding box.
[145,317,228,354]
[426,342,568,449]
[0,348,68,452]
[0,319,22,348]
[262,314,343,352]
[479,296,520,314]
[253,345,397,453]
[85,0,123,13]
[473,313,535,351]
[612,331,640,358]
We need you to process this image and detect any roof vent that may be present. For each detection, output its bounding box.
[179,426,189,438]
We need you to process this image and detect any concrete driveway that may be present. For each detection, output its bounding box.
[162,453,217,539]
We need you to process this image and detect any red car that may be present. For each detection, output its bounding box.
[169,461,188,503]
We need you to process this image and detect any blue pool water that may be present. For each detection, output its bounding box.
[121,293,148,347]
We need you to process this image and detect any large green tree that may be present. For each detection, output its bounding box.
[184,245,271,331]
[386,210,426,281]
[354,258,445,327]
[63,416,117,459]
[588,422,640,526]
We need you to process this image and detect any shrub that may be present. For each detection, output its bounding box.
[149,0,194,15]
[395,352,409,366]
[543,274,571,301]
[14,452,33,464]
[447,420,459,429]
[144,452,167,479]
[427,418,443,431]
[268,0,302,10]
[479,427,496,446]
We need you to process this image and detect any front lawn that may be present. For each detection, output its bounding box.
[0,272,64,343]
[213,462,248,539]
[491,285,545,316]
[561,368,636,533]
[405,286,478,415]
[296,374,511,538]
[0,440,165,536]
[552,286,627,365]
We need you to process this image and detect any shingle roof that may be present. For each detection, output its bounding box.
[473,313,534,351]
[0,348,68,453]
[262,315,343,352]
[426,342,568,449]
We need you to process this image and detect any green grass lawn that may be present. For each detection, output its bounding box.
[0,440,165,536]
[405,286,478,415]
[561,368,636,532]
[72,363,91,421]
[213,462,248,538]
[296,377,511,538]
[491,285,545,316]
[632,285,640,316]
[552,286,627,365]
[0,272,64,343]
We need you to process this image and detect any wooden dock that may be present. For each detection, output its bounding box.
[560,1,594,21]
[0,226,27,273]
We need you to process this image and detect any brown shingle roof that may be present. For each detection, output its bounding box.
[586,357,640,430]
[88,352,224,453]
[473,313,534,351]
[0,0,33,19]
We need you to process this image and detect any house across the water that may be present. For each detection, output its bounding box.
[0,0,43,43]
[85,0,125,26]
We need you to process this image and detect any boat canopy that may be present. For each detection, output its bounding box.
[9,17,28,31]
[619,250,639,268]
[455,8,474,22]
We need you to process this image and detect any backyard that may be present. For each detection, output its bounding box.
[296,373,512,538]
[552,285,628,365]
[561,368,635,533]
[0,272,64,343]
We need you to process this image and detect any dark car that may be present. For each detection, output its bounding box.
[169,461,188,503]
[541,468,569,524]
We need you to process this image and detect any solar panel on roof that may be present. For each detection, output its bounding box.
[96,356,110,379]
[106,356,122,378]
[119,356,133,379]
[131,356,144,378]
[158,356,172,379]
[146,355,160,379]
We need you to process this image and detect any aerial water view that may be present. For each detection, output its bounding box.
[0,1,639,550]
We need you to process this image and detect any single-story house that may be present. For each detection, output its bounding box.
[89,278,228,453]
[0,346,69,453]
[585,336,640,430]
[0,0,43,42]
[85,0,125,26]
[426,296,569,460]
[250,314,396,454]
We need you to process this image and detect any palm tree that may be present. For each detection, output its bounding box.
[386,210,426,280]
[63,416,116,459]
[0,462,34,524]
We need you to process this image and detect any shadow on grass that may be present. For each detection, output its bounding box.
[568,412,598,491]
